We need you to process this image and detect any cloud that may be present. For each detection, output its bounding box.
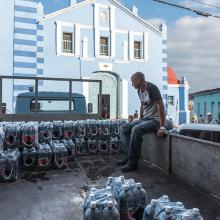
[146,18,167,29]
[167,15,220,92]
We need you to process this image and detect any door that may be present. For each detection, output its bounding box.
[89,72,119,119]
[99,94,110,119]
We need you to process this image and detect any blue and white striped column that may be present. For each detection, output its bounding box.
[37,2,44,79]
[159,23,168,111]
[13,0,44,111]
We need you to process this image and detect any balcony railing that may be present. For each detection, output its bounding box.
[62,40,72,53]
[134,49,141,59]
[100,44,108,56]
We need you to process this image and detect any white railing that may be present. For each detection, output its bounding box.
[100,44,108,56]
[134,48,141,59]
[62,40,72,53]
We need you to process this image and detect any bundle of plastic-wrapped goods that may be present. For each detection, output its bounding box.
[97,120,110,154]
[74,120,87,155]
[104,176,147,220]
[50,121,68,169]
[143,195,204,220]
[20,122,38,171]
[3,122,20,151]
[0,127,20,182]
[109,119,125,154]
[83,186,119,220]
[86,119,99,154]
[36,121,53,170]
[62,120,75,160]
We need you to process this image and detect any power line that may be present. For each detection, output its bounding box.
[189,0,220,10]
[152,0,220,18]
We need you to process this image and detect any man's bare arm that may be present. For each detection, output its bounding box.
[156,101,166,127]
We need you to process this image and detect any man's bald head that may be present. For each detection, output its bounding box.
[131,72,145,81]
[131,72,146,89]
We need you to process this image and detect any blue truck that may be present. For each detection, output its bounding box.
[15,91,88,114]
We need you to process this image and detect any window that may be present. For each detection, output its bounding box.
[198,103,200,115]
[134,41,141,59]
[168,96,174,105]
[62,33,72,53]
[31,100,74,112]
[100,37,108,56]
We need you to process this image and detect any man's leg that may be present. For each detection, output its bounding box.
[121,119,160,172]
[117,120,143,166]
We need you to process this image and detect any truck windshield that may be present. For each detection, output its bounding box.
[30,99,75,112]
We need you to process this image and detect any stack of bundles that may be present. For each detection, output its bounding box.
[62,120,75,160]
[105,176,147,220]
[20,122,38,171]
[143,195,204,220]
[37,121,53,170]
[0,118,127,181]
[75,120,87,155]
[50,121,68,169]
[0,126,20,181]
[83,186,119,220]
[86,119,99,155]
[83,176,147,220]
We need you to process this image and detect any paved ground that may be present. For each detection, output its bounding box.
[0,155,219,220]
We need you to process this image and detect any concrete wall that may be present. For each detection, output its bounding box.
[171,134,220,197]
[141,134,170,172]
[141,133,220,198]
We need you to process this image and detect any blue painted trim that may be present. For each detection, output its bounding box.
[13,84,32,91]
[163,85,168,90]
[37,58,44,63]
[14,73,36,77]
[14,62,37,68]
[162,58,167,63]
[14,5,37,13]
[37,36,44,41]
[14,39,36,46]
[179,112,186,124]
[21,0,38,2]
[37,47,44,52]
[162,49,167,54]
[162,67,167,72]
[163,94,167,99]
[15,17,37,24]
[162,40,167,44]
[37,25,44,30]
[179,87,185,111]
[15,28,37,35]
[37,69,44,75]
[14,50,36,57]
[162,75,167,81]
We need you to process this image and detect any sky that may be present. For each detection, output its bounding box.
[39,0,220,92]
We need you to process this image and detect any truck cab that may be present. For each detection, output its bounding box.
[15,91,88,114]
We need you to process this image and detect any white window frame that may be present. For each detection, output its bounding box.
[100,37,109,56]
[62,32,73,53]
[134,41,141,59]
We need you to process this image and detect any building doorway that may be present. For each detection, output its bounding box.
[99,94,110,119]
[89,71,121,119]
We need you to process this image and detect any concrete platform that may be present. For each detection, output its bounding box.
[0,155,219,220]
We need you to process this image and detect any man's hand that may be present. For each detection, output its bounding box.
[156,127,167,138]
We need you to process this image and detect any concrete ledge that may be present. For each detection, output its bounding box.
[171,134,220,198]
[141,133,170,173]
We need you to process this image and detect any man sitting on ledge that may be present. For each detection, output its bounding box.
[117,72,166,172]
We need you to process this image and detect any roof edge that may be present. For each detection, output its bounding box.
[38,0,162,35]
